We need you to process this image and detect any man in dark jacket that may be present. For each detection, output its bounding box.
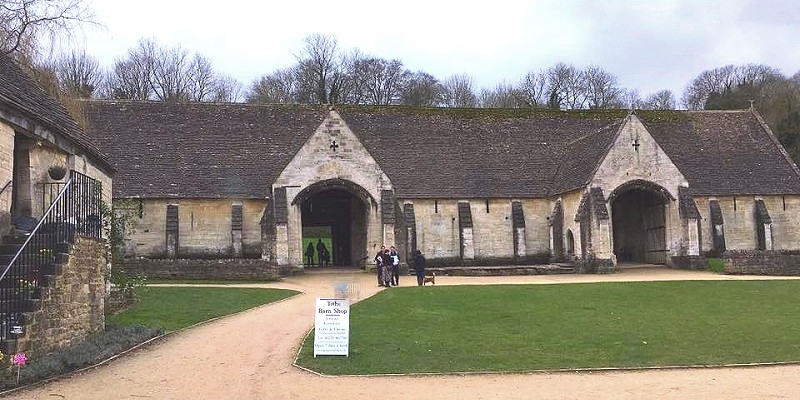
[415,250,426,286]
[316,239,328,267]
[305,242,315,267]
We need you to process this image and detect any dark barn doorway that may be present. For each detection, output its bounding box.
[610,185,668,264]
[300,187,368,267]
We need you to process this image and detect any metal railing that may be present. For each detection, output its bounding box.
[0,181,11,198]
[0,171,103,340]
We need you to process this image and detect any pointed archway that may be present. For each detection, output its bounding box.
[293,179,372,267]
[609,180,673,264]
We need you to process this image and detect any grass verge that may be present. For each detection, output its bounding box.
[3,286,298,390]
[297,280,800,375]
[108,286,299,331]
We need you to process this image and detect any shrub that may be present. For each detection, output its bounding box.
[2,324,162,389]
[707,258,725,273]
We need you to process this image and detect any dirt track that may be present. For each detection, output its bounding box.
[4,266,800,400]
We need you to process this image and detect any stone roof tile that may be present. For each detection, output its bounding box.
[83,101,800,199]
[638,110,800,195]
[0,55,110,170]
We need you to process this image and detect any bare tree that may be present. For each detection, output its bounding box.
[186,54,216,102]
[681,64,782,109]
[357,58,409,105]
[149,43,193,101]
[0,0,94,57]
[104,38,156,100]
[50,49,102,98]
[294,33,342,104]
[516,70,547,107]
[337,48,369,105]
[400,71,444,106]
[212,74,243,102]
[247,67,298,104]
[622,89,643,110]
[479,81,527,108]
[546,62,587,109]
[583,65,623,109]
[292,59,325,104]
[443,74,477,107]
[681,65,737,110]
[641,89,676,110]
[105,38,235,102]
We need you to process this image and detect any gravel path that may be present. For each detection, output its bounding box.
[4,266,800,400]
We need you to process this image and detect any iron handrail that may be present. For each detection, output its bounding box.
[0,177,73,283]
[0,180,11,197]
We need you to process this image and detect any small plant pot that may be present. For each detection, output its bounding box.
[48,165,67,180]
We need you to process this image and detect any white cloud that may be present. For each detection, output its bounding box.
[76,0,800,103]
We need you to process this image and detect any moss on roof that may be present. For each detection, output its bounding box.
[335,104,629,120]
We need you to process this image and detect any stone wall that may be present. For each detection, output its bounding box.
[408,198,551,264]
[124,198,267,258]
[413,200,461,259]
[694,195,800,253]
[590,115,689,264]
[722,250,800,275]
[559,189,585,260]
[669,255,708,270]
[24,237,105,356]
[119,258,293,280]
[761,195,800,250]
[274,111,391,266]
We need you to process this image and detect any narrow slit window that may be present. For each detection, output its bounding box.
[434,200,438,214]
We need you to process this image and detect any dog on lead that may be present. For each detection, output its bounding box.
[423,273,436,285]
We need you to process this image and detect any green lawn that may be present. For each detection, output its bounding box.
[107,286,299,331]
[296,280,800,374]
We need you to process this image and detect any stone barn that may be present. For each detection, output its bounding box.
[0,54,113,356]
[84,102,800,277]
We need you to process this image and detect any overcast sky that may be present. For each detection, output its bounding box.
[77,0,800,105]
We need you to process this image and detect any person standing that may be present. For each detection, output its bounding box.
[320,247,330,267]
[381,248,393,287]
[305,242,315,267]
[389,245,400,286]
[316,238,328,267]
[375,245,386,286]
[415,250,426,286]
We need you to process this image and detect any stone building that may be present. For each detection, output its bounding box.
[0,54,113,355]
[84,102,800,276]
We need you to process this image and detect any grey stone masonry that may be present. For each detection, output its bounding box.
[22,237,105,357]
[381,190,395,224]
[120,258,292,280]
[723,250,800,275]
[166,204,178,259]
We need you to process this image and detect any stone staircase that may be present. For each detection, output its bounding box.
[0,230,59,354]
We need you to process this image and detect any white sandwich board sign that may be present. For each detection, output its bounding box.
[314,297,350,357]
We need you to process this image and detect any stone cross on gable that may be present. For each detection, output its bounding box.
[330,140,339,152]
